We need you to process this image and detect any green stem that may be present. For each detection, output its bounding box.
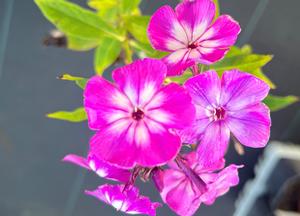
[123,40,133,64]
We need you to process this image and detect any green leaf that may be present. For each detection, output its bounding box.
[264,95,299,112]
[35,0,124,41]
[168,70,193,85]
[66,33,100,51]
[251,69,276,89]
[226,45,252,57]
[129,40,167,58]
[88,0,117,10]
[120,0,141,14]
[47,107,87,122]
[212,0,220,18]
[94,37,122,75]
[58,74,88,89]
[211,53,273,74]
[125,15,150,44]
[97,7,118,23]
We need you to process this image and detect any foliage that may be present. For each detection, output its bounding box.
[35,0,298,120]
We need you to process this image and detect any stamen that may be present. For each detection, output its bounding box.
[132,107,144,120]
[214,107,226,120]
[188,43,198,49]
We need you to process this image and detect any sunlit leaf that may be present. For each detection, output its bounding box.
[120,0,141,14]
[251,69,276,89]
[125,15,150,44]
[47,107,87,122]
[94,37,122,75]
[129,40,167,58]
[212,0,220,18]
[264,95,299,112]
[211,53,273,74]
[58,74,88,89]
[168,70,193,85]
[35,0,124,41]
[66,33,100,51]
[88,0,117,10]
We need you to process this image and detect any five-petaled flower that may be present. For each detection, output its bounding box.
[180,70,271,165]
[153,152,242,216]
[148,0,241,76]
[84,58,195,169]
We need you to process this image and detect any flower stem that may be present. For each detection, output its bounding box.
[192,64,199,76]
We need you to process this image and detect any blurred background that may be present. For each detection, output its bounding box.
[0,0,299,215]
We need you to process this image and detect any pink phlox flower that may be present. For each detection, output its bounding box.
[62,154,131,182]
[148,0,241,76]
[152,152,242,216]
[85,184,161,216]
[84,58,195,169]
[180,70,271,165]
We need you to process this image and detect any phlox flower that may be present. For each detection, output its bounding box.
[180,70,271,165]
[148,0,241,76]
[152,152,242,216]
[84,58,195,169]
[86,184,161,216]
[63,154,131,182]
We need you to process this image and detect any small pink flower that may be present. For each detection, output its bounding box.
[85,184,161,216]
[180,70,271,165]
[153,152,242,216]
[147,0,241,76]
[63,154,131,182]
[84,58,195,168]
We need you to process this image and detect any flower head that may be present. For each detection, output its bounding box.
[147,0,241,76]
[180,70,271,165]
[63,154,131,182]
[84,58,195,168]
[86,184,161,216]
[153,152,242,216]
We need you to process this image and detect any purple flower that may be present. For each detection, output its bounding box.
[84,58,195,169]
[153,152,242,216]
[180,70,271,165]
[63,154,131,182]
[85,184,161,216]
[147,0,241,76]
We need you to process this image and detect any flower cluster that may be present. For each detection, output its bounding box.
[63,0,271,215]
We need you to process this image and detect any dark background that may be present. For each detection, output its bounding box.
[0,0,299,215]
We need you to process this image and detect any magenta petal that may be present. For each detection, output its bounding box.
[62,154,130,182]
[62,154,90,170]
[148,6,188,52]
[90,118,181,168]
[199,15,241,49]
[178,104,211,144]
[86,184,161,216]
[159,169,202,216]
[162,49,194,76]
[175,0,215,42]
[112,58,166,106]
[197,47,229,64]
[226,103,271,148]
[145,82,195,129]
[201,164,243,205]
[88,154,131,182]
[220,70,270,110]
[89,120,137,169]
[84,76,132,130]
[184,70,221,108]
[197,121,230,166]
